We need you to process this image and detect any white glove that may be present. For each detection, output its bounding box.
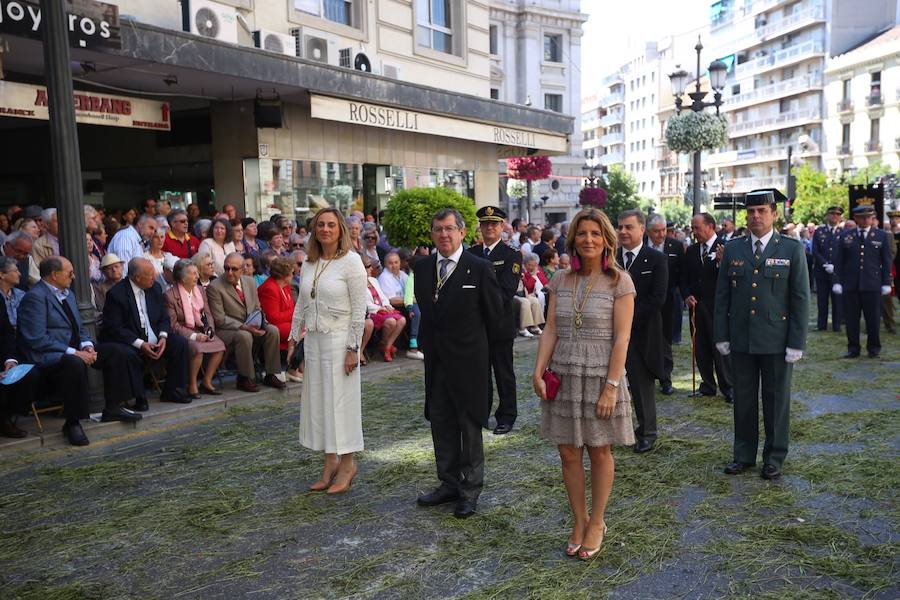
[715,342,731,356]
[785,348,803,363]
[824,264,834,274]
[832,284,843,295]
[882,286,892,296]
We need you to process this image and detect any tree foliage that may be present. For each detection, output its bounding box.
[382,187,478,249]
[599,165,639,222]
[790,163,848,225]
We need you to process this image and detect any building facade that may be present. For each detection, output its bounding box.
[707,0,897,195]
[822,25,900,176]
[489,0,588,225]
[0,0,572,221]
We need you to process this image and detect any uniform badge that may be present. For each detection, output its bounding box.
[512,263,521,274]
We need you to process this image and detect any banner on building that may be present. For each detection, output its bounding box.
[0,81,170,131]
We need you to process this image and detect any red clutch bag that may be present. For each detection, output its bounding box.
[542,368,560,401]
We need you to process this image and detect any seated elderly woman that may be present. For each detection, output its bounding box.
[164,259,226,397]
[514,252,545,338]
[363,257,406,362]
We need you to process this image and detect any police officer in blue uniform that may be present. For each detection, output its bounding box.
[832,205,894,358]
[812,206,844,331]
[468,206,522,435]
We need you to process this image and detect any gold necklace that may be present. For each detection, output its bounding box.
[310,257,334,299]
[572,271,599,330]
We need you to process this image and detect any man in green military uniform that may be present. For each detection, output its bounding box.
[714,188,810,480]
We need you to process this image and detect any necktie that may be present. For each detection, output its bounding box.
[754,240,763,261]
[624,251,634,270]
[234,284,245,304]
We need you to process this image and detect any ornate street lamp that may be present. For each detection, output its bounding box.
[669,36,727,214]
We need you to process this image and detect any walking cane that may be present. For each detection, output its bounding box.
[690,304,697,396]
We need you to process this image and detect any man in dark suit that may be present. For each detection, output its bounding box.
[811,206,844,331]
[415,208,503,518]
[467,206,522,435]
[646,214,683,395]
[833,205,894,358]
[616,209,668,453]
[17,257,140,446]
[100,257,189,409]
[681,213,733,402]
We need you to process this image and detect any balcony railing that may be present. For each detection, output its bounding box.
[600,111,624,127]
[724,73,823,109]
[864,140,882,153]
[755,4,825,40]
[837,99,854,113]
[600,131,625,145]
[600,150,625,166]
[866,94,884,107]
[728,107,821,137]
[734,39,825,79]
[836,143,852,156]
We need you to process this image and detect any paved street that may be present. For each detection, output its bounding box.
[1,323,898,600]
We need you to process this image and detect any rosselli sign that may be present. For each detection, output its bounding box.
[0,0,120,49]
[0,81,171,130]
[309,94,568,155]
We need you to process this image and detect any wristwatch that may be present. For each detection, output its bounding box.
[346,345,359,353]
[605,378,620,388]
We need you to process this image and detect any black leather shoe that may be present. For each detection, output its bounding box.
[133,398,149,412]
[416,486,459,507]
[724,461,753,475]
[842,352,860,359]
[493,423,513,435]
[62,422,89,446]
[633,439,654,454]
[660,384,675,395]
[761,464,782,480]
[453,497,477,519]
[101,406,142,423]
[160,390,191,404]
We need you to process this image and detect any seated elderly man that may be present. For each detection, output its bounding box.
[206,252,286,393]
[17,257,141,446]
[100,257,190,408]
[92,253,125,316]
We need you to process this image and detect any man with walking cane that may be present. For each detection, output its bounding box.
[714,189,809,480]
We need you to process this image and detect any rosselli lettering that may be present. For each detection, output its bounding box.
[348,102,419,131]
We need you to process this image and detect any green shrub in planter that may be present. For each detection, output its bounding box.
[665,112,728,154]
[382,187,478,249]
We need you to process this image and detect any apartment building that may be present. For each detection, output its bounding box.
[490,0,588,224]
[707,0,897,194]
[822,25,900,175]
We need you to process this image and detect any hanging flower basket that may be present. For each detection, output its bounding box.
[579,187,607,209]
[507,179,527,199]
[506,156,552,180]
[665,112,728,154]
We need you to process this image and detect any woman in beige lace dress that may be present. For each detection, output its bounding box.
[532,208,636,561]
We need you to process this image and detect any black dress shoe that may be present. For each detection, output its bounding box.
[842,352,860,359]
[416,486,460,506]
[633,439,654,454]
[101,406,142,423]
[761,464,782,480]
[660,384,675,395]
[453,497,477,519]
[724,461,753,475]
[160,390,191,404]
[493,423,513,435]
[133,398,149,412]
[62,422,90,446]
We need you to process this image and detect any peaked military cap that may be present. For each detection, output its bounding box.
[476,206,506,222]
[745,188,787,207]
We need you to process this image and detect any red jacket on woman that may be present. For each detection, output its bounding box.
[258,276,295,350]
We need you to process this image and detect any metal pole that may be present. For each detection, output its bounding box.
[692,151,702,215]
[40,0,94,325]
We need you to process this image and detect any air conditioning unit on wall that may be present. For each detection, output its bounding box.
[290,28,339,66]
[253,30,296,57]
[182,0,239,44]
